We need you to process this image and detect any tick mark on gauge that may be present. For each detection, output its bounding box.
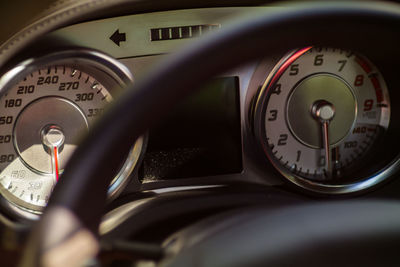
[7,183,12,190]
[63,66,66,74]
[12,187,17,193]
[54,66,57,73]
[19,191,24,197]
[101,95,108,101]
[71,69,77,77]
[78,71,82,79]
[346,51,354,58]
[269,144,274,150]
[91,83,98,89]
[30,193,33,201]
[85,76,89,83]
[47,67,51,74]
[36,195,40,202]
[290,164,296,171]
[97,88,103,94]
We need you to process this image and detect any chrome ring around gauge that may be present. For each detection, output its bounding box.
[0,49,145,219]
[253,47,395,194]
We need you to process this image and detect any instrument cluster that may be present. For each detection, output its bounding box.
[0,8,399,221]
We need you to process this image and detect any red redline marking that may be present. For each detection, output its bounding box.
[355,56,372,74]
[54,146,59,181]
[355,57,385,104]
[370,76,380,89]
[266,46,312,92]
[370,76,383,103]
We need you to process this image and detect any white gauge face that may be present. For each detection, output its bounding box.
[0,65,114,212]
[261,47,390,182]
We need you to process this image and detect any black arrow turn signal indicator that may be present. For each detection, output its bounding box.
[110,30,126,46]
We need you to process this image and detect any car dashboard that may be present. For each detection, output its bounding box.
[1,1,400,266]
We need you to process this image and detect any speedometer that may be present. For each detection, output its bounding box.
[253,47,394,194]
[0,50,144,218]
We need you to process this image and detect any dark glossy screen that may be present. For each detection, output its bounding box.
[140,76,242,181]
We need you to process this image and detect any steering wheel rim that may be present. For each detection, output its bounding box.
[10,1,400,266]
[160,200,400,267]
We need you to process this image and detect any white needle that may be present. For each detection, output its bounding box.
[312,100,335,178]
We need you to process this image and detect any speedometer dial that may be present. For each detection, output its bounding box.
[0,50,144,218]
[253,47,392,194]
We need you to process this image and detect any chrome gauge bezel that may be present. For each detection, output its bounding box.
[253,48,399,195]
[0,49,145,219]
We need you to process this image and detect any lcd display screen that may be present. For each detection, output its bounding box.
[139,76,242,181]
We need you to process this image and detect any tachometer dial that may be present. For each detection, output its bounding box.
[0,50,144,218]
[253,47,392,194]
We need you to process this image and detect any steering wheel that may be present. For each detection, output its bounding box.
[2,1,399,267]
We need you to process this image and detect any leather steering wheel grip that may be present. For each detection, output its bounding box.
[5,1,399,266]
[160,200,400,267]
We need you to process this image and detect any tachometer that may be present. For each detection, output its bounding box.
[0,50,144,218]
[253,47,393,194]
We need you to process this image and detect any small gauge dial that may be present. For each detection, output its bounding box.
[0,50,144,217]
[254,47,391,193]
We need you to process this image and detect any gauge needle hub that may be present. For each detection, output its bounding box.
[312,100,335,178]
[41,125,65,181]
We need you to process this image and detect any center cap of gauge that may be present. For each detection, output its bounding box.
[41,125,65,152]
[287,74,356,148]
[14,97,89,174]
[311,100,335,122]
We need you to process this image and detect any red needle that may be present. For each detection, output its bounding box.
[53,146,60,181]
[41,125,64,182]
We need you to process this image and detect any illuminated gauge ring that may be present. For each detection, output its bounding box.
[253,47,399,195]
[0,49,145,219]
